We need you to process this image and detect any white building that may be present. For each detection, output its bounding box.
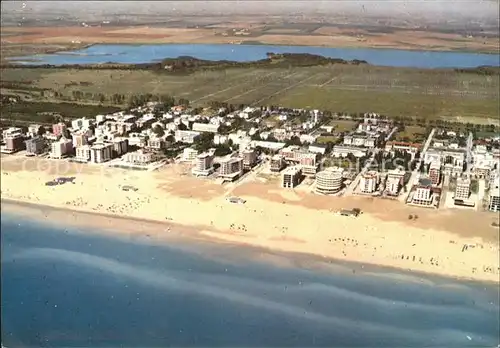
[175,130,201,144]
[386,168,405,196]
[71,117,93,130]
[315,167,344,194]
[50,137,73,159]
[89,143,113,163]
[454,177,471,200]
[360,171,379,193]
[192,123,219,133]
[332,146,367,158]
[219,157,243,180]
[75,145,92,162]
[411,178,433,206]
[182,148,198,162]
[123,150,156,165]
[192,152,214,176]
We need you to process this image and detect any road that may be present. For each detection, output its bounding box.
[385,126,398,141]
[402,128,436,201]
[465,131,474,174]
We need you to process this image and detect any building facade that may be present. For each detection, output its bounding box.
[489,188,500,212]
[219,157,243,180]
[192,152,214,176]
[454,177,471,200]
[360,171,378,193]
[241,149,257,170]
[429,162,441,186]
[315,167,344,194]
[89,143,113,163]
[282,166,302,188]
[52,123,67,137]
[25,136,45,155]
[50,137,73,159]
[270,155,285,172]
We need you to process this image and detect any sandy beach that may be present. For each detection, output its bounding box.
[1,154,499,283]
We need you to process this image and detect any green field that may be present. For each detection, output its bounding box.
[1,64,499,123]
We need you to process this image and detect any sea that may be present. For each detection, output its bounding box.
[1,212,499,347]
[8,43,500,68]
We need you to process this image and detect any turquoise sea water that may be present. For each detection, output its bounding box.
[9,43,500,68]
[1,213,499,347]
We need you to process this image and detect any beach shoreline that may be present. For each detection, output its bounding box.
[2,197,498,287]
[1,156,499,284]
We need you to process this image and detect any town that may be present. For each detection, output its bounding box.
[1,99,499,214]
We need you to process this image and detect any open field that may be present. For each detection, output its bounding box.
[1,25,498,57]
[393,126,428,142]
[1,65,498,122]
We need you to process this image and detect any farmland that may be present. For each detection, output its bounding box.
[1,64,498,123]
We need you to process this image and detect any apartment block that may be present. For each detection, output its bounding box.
[270,155,285,172]
[489,188,500,212]
[454,177,471,201]
[241,148,257,170]
[72,132,89,148]
[50,137,73,159]
[52,123,67,137]
[219,157,243,181]
[89,143,113,163]
[75,145,91,162]
[192,123,219,133]
[429,162,441,186]
[315,167,343,194]
[25,136,45,155]
[175,130,201,144]
[123,150,156,165]
[112,137,128,157]
[360,170,378,193]
[386,168,405,196]
[282,166,302,188]
[4,134,25,153]
[182,148,198,162]
[192,152,214,176]
[411,178,433,206]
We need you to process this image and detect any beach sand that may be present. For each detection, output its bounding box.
[1,155,499,283]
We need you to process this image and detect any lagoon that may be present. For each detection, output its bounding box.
[1,213,499,347]
[10,43,500,68]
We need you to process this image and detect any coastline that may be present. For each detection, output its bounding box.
[2,157,499,284]
[2,197,498,288]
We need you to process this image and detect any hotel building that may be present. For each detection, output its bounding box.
[182,148,199,162]
[72,132,89,148]
[282,166,302,189]
[52,122,67,137]
[386,168,405,196]
[123,150,156,165]
[112,137,128,157]
[25,136,45,155]
[192,123,219,133]
[175,130,200,144]
[315,167,344,194]
[489,188,500,212]
[219,157,243,180]
[360,170,378,193]
[411,178,433,206]
[192,152,214,176]
[50,137,73,159]
[89,143,113,163]
[75,145,92,162]
[270,155,285,172]
[429,162,441,186]
[454,177,471,201]
[241,148,257,170]
[4,133,25,153]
